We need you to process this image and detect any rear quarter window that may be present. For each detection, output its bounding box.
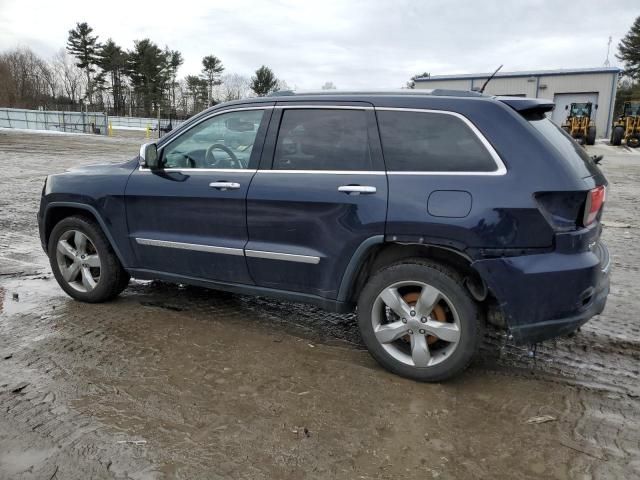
[527,116,600,179]
[376,110,498,172]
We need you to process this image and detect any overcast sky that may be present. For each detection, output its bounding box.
[0,0,637,89]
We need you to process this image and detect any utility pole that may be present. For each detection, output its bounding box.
[604,36,612,67]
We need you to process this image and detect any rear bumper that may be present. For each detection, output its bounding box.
[473,241,610,344]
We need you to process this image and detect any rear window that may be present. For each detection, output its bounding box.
[528,117,600,178]
[377,111,498,172]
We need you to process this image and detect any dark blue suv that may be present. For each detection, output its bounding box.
[38,90,610,381]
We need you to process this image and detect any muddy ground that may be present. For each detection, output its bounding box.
[0,129,639,479]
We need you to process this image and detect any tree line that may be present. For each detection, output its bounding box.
[615,15,640,113]
[0,22,288,118]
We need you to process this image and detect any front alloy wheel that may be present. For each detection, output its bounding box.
[48,215,130,303]
[56,230,101,292]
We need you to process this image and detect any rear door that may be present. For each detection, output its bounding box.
[245,103,388,299]
[125,105,272,284]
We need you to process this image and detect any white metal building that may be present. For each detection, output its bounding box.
[414,67,620,137]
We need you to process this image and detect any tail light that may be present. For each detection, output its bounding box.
[583,185,606,226]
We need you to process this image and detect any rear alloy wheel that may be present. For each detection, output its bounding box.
[49,216,129,303]
[357,260,482,382]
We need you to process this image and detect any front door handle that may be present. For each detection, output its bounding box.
[338,185,377,195]
[209,181,240,191]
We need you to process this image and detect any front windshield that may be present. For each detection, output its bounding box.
[624,102,640,116]
[570,103,591,117]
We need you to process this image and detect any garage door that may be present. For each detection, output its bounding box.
[551,92,599,126]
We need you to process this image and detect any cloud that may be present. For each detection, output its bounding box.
[0,0,636,89]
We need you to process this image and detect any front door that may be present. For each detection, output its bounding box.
[245,104,388,299]
[125,106,272,284]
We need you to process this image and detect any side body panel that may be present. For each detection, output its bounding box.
[245,104,388,298]
[123,106,273,284]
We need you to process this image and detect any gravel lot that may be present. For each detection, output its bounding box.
[0,129,639,479]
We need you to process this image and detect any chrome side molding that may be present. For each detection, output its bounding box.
[135,238,244,256]
[135,238,321,264]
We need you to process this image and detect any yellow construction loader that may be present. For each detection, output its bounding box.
[611,101,640,148]
[561,102,597,145]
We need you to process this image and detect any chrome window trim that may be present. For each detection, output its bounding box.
[375,107,507,176]
[257,170,385,175]
[135,238,244,256]
[245,249,320,264]
[137,105,506,176]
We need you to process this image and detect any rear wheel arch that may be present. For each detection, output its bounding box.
[340,241,487,305]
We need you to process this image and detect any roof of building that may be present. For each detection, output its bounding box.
[415,67,621,82]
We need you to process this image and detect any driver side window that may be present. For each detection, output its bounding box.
[161,109,265,169]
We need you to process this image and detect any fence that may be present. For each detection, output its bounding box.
[108,115,185,131]
[0,107,108,135]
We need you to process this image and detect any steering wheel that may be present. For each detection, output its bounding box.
[205,144,241,169]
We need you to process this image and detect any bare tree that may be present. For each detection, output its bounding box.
[0,47,53,108]
[218,73,251,101]
[275,78,291,92]
[52,50,85,105]
[321,81,336,90]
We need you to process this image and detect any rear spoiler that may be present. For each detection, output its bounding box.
[495,96,555,114]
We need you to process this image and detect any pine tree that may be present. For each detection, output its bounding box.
[406,72,430,89]
[250,66,278,96]
[126,39,169,116]
[201,55,224,105]
[185,75,208,113]
[167,49,184,114]
[97,39,127,115]
[66,22,100,105]
[617,16,640,81]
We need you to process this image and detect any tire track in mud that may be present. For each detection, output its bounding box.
[0,284,157,479]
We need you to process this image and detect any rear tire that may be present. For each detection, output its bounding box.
[611,126,624,146]
[586,126,596,146]
[627,133,640,148]
[48,216,129,303]
[357,259,482,382]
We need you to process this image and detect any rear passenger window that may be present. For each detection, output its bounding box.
[377,111,498,172]
[273,109,372,170]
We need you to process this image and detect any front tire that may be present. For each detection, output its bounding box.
[357,260,482,382]
[48,216,129,303]
[586,126,596,145]
[611,126,624,146]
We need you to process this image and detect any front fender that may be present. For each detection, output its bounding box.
[39,160,137,268]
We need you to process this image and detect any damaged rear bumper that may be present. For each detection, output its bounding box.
[473,241,610,344]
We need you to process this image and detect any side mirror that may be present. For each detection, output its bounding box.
[564,105,569,110]
[139,143,159,169]
[595,104,599,110]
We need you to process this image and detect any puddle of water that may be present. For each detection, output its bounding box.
[0,276,63,316]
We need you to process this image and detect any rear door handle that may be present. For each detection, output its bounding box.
[338,185,377,195]
[209,181,240,190]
